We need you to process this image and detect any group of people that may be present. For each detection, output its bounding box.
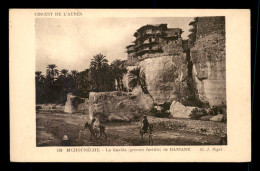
[61,115,151,146]
[90,115,151,134]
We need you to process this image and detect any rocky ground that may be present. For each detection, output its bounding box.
[36,112,226,146]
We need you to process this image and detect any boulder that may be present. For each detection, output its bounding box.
[64,93,78,114]
[210,114,224,122]
[199,115,213,121]
[169,100,196,118]
[89,91,153,122]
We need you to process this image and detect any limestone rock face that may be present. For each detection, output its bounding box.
[64,93,78,114]
[89,91,153,122]
[191,17,226,106]
[138,55,188,104]
[169,100,196,118]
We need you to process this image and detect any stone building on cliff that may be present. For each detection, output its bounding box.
[125,44,138,66]
[88,17,227,123]
[125,24,184,65]
[123,24,188,104]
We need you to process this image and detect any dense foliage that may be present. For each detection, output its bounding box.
[35,54,127,104]
[128,67,148,94]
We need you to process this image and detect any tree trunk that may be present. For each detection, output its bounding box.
[119,78,123,91]
[60,88,63,104]
[139,80,154,102]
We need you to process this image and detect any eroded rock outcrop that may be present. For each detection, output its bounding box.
[138,54,188,104]
[89,91,153,122]
[191,17,226,106]
[121,17,226,110]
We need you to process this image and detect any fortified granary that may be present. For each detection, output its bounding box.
[126,24,185,66]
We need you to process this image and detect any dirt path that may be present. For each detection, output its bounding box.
[36,113,222,146]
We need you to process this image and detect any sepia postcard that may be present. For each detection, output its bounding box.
[9,9,251,162]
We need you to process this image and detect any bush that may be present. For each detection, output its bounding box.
[154,111,171,118]
[190,107,212,120]
[190,108,204,119]
[150,108,158,116]
[182,98,209,108]
[161,102,171,112]
[210,106,226,116]
[150,102,171,118]
[36,105,42,113]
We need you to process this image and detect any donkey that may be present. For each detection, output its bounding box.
[84,122,107,140]
[140,124,153,145]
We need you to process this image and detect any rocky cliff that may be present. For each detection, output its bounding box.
[138,54,188,104]
[122,52,202,106]
[122,17,226,107]
[94,17,226,121]
[191,17,226,106]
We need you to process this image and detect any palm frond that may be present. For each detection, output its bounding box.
[129,67,140,76]
[47,64,57,69]
[128,78,138,89]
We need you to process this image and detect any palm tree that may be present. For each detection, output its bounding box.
[71,70,78,78]
[77,69,90,98]
[70,70,79,94]
[128,67,153,101]
[110,60,127,91]
[35,71,43,82]
[90,53,109,69]
[35,71,44,104]
[57,69,69,104]
[46,64,59,104]
[89,54,110,91]
[60,69,69,77]
[46,64,59,79]
[77,69,89,89]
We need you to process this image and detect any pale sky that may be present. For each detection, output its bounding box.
[36,17,194,74]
